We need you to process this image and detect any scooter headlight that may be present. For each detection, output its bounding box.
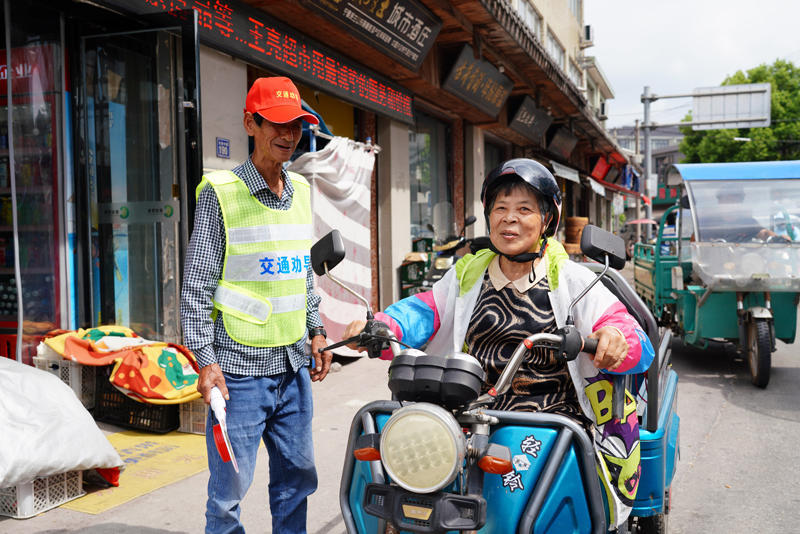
[380,403,466,493]
[434,256,454,270]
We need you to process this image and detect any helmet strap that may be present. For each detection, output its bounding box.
[489,234,548,264]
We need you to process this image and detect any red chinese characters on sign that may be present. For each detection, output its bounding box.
[0,45,57,96]
[237,17,412,119]
[113,0,414,122]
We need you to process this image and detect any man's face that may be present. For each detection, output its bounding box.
[718,193,745,205]
[246,113,303,164]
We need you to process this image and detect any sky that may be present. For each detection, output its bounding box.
[584,0,800,129]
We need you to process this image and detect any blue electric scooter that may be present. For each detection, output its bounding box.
[313,226,679,534]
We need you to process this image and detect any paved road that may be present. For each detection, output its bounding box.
[669,337,800,533]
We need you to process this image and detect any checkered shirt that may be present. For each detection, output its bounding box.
[180,158,322,376]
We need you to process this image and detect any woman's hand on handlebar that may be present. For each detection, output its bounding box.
[342,320,368,352]
[586,327,629,371]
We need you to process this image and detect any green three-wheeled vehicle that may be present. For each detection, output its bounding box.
[634,160,800,388]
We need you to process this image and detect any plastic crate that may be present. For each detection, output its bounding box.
[0,471,85,519]
[179,398,208,435]
[33,357,96,410]
[94,367,180,433]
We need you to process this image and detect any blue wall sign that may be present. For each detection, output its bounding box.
[216,137,230,159]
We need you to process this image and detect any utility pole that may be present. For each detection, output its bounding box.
[642,87,653,240]
[634,119,641,243]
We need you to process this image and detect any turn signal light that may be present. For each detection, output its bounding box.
[477,455,513,475]
[354,447,381,462]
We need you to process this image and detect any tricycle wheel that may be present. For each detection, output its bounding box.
[634,513,668,534]
[746,318,771,388]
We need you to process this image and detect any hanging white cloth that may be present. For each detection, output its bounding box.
[288,137,376,356]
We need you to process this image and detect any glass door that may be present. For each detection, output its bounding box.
[81,23,197,342]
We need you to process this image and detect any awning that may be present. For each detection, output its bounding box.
[588,178,606,197]
[667,160,800,182]
[597,178,641,198]
[550,160,580,183]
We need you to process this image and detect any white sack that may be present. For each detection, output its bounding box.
[0,357,123,488]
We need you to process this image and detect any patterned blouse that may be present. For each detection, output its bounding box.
[465,271,592,433]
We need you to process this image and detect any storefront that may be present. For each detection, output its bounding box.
[0,0,408,361]
[2,0,634,362]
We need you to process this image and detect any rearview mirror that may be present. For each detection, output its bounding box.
[679,195,690,210]
[580,225,626,270]
[464,215,476,227]
[311,230,346,276]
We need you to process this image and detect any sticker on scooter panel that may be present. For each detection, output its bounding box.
[521,435,542,458]
[501,470,524,492]
[402,505,433,521]
[512,454,531,471]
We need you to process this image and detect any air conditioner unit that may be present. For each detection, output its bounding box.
[596,101,608,121]
[580,25,594,49]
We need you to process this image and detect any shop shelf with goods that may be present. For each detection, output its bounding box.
[0,43,64,363]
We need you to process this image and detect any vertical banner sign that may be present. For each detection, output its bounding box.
[508,96,553,143]
[104,0,414,124]
[442,44,514,117]
[287,138,375,355]
[304,0,442,72]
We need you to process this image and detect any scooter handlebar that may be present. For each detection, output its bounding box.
[582,338,598,354]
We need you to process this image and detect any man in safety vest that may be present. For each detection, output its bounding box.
[180,76,333,534]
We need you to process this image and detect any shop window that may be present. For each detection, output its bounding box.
[516,0,541,40]
[568,61,582,87]
[546,30,565,71]
[409,113,452,241]
[0,2,63,360]
[569,0,582,22]
[652,138,670,149]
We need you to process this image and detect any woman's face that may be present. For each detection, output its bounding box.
[489,186,548,256]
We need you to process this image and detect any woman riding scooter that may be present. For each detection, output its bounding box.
[343,159,655,527]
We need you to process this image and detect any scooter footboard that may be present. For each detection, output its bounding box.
[341,404,607,534]
[633,369,679,517]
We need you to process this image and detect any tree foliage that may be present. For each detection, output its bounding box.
[679,59,800,163]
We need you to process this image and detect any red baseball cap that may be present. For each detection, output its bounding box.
[244,77,319,125]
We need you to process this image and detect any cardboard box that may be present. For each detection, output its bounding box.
[400,260,426,283]
[412,237,434,253]
[401,283,430,298]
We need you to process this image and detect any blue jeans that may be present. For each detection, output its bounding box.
[205,367,317,534]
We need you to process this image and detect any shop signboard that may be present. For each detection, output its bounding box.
[508,96,553,143]
[442,44,514,117]
[104,0,415,124]
[545,126,578,160]
[304,0,442,72]
[0,44,57,95]
[591,156,610,180]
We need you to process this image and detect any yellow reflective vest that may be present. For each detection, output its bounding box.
[196,170,312,347]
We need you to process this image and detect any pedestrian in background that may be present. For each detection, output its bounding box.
[181,76,333,534]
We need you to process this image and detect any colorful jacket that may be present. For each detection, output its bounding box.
[375,240,655,526]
